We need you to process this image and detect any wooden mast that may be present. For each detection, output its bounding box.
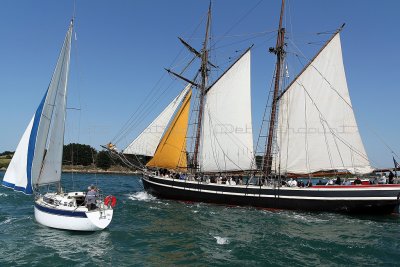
[263,0,286,176]
[193,2,211,172]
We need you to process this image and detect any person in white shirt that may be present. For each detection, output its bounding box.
[378,173,387,184]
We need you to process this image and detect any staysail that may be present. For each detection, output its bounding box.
[200,50,254,172]
[275,33,373,174]
[146,90,192,170]
[123,84,191,156]
[2,21,73,194]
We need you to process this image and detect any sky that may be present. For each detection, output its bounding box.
[0,0,399,168]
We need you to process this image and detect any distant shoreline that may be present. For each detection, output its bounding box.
[0,166,140,175]
[62,169,140,175]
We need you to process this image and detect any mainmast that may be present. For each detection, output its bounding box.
[263,0,286,176]
[193,3,212,172]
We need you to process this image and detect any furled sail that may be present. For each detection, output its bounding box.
[146,90,192,170]
[200,50,254,172]
[123,84,191,156]
[275,33,373,175]
[2,21,73,194]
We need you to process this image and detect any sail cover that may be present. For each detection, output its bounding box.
[275,33,373,174]
[146,90,192,170]
[123,84,191,156]
[200,50,254,172]
[2,21,73,194]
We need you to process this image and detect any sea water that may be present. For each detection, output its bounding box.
[0,171,399,266]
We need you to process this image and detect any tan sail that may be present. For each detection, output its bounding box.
[146,90,192,170]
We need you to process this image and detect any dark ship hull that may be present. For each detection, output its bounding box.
[142,174,400,214]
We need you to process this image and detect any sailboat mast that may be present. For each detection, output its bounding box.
[263,0,286,176]
[193,3,211,172]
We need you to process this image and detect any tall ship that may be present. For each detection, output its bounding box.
[110,1,400,214]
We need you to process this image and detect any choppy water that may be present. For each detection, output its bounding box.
[1,171,400,266]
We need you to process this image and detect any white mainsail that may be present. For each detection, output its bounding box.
[200,50,254,172]
[2,21,73,194]
[38,23,72,185]
[123,84,191,156]
[275,33,373,174]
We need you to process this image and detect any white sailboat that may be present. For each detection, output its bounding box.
[2,19,114,231]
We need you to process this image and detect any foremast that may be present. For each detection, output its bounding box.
[192,3,212,172]
[263,0,286,177]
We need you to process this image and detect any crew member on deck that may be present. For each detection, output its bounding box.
[388,171,395,184]
[85,185,98,211]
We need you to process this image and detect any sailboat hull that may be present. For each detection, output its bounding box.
[34,192,114,231]
[142,174,400,214]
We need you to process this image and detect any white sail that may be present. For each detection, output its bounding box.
[275,33,373,174]
[2,116,35,193]
[38,23,73,185]
[200,50,254,172]
[2,21,73,193]
[123,84,191,156]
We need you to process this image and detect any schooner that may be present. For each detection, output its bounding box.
[111,1,400,214]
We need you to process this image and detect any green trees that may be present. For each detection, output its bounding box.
[96,151,112,170]
[63,143,97,166]
[1,144,119,170]
[62,143,115,170]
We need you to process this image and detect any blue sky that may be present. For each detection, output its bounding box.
[0,0,399,168]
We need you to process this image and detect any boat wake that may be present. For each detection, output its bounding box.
[128,191,156,202]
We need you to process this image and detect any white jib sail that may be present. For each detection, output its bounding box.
[200,50,254,172]
[275,33,373,174]
[123,84,191,156]
[2,116,35,193]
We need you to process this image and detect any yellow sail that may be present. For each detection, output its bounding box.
[146,90,192,170]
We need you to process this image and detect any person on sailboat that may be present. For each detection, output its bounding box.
[378,173,387,184]
[85,185,98,211]
[388,171,394,184]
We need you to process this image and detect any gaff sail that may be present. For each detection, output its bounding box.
[200,50,254,172]
[275,33,373,175]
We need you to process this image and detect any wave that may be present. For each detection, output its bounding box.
[0,217,14,225]
[214,236,229,245]
[128,191,156,202]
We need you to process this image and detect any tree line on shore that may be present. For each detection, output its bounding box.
[0,143,149,170]
[2,144,264,170]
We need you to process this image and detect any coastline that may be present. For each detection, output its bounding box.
[0,166,140,175]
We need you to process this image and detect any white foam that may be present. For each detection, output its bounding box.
[289,213,329,223]
[128,191,156,202]
[0,193,8,197]
[0,217,13,225]
[214,236,229,245]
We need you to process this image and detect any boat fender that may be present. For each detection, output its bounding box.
[104,195,117,208]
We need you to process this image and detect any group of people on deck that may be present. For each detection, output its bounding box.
[154,168,399,187]
[369,171,396,184]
